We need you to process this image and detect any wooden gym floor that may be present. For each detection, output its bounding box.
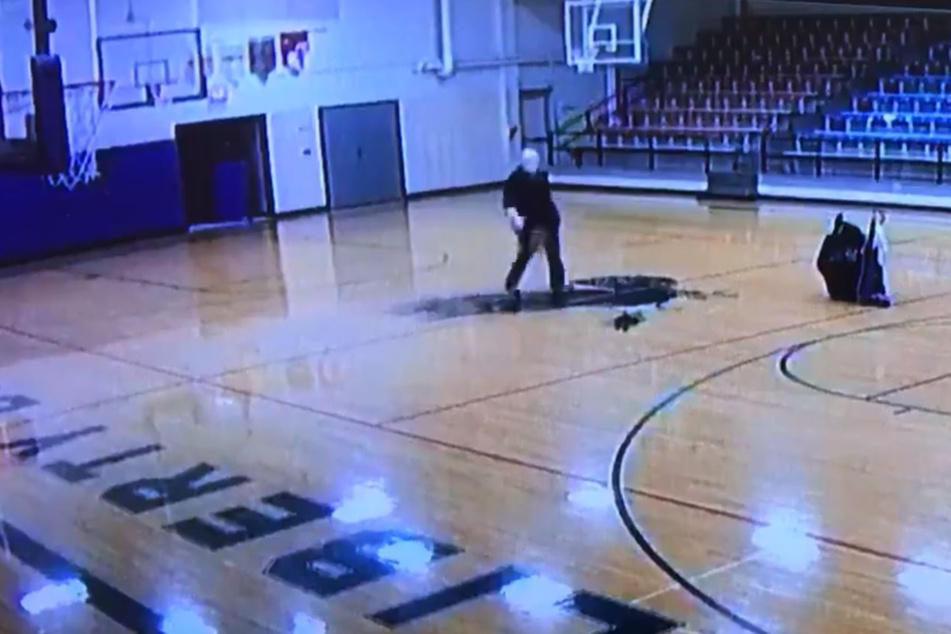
[0,190,950,634]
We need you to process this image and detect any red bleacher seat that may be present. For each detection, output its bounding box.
[599,12,951,153]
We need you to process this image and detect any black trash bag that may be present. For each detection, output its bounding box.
[817,213,866,302]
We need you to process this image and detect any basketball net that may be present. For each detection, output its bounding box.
[576,57,597,74]
[47,81,116,191]
[151,83,172,108]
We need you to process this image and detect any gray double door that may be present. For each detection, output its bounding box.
[320,101,405,209]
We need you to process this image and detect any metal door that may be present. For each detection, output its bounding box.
[268,107,324,213]
[519,88,553,165]
[320,101,405,209]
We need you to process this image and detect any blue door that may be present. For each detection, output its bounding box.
[212,160,250,224]
[321,101,405,208]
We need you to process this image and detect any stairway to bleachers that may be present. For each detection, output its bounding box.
[582,12,951,168]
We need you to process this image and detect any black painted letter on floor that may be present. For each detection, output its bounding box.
[0,394,38,415]
[370,565,530,628]
[101,462,250,514]
[266,530,462,597]
[166,491,333,550]
[1,425,105,462]
[559,590,680,633]
[44,445,163,484]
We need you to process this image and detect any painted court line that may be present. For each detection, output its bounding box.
[380,304,873,426]
[631,552,761,605]
[865,370,951,400]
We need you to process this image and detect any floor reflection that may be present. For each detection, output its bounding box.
[190,227,289,337]
[328,204,416,302]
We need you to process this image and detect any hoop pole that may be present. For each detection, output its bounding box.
[633,0,644,64]
[32,0,52,55]
[564,1,574,68]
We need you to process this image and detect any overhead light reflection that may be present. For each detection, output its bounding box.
[373,538,435,573]
[20,579,88,615]
[567,485,614,510]
[898,563,951,608]
[332,481,394,524]
[292,612,327,634]
[751,510,820,572]
[160,607,217,634]
[501,575,574,617]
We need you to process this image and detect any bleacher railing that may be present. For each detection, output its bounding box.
[557,105,951,185]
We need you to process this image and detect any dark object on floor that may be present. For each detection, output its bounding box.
[614,311,645,332]
[817,213,865,302]
[507,289,522,313]
[817,212,891,307]
[404,275,678,321]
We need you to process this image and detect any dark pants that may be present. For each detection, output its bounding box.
[505,224,565,293]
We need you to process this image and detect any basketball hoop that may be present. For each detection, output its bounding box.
[565,0,647,67]
[46,80,116,191]
[576,58,597,74]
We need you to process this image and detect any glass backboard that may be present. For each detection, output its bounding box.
[565,0,649,71]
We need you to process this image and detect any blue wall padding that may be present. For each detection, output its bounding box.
[0,141,187,265]
[212,160,249,224]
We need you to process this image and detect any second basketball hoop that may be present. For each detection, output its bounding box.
[564,0,648,69]
[149,83,172,108]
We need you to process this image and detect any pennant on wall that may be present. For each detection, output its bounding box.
[280,31,310,76]
[248,37,277,84]
[220,44,247,87]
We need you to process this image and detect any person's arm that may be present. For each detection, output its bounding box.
[502,173,524,232]
[543,171,556,201]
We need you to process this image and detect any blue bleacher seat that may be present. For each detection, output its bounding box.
[913,120,933,136]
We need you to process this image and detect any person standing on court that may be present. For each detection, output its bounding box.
[502,148,566,311]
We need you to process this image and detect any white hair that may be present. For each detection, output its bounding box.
[520,148,540,173]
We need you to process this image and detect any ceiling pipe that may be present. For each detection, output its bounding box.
[437,0,455,78]
[419,0,455,78]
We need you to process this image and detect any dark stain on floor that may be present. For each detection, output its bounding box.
[400,275,729,321]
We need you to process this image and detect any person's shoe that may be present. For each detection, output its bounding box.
[862,294,892,308]
[551,290,568,308]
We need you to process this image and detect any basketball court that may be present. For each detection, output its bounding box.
[2,0,951,632]
[0,190,947,633]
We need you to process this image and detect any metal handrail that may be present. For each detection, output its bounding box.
[559,125,950,184]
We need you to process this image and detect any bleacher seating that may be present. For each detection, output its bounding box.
[588,12,951,169]
[809,35,951,166]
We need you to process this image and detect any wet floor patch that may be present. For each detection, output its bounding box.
[401,275,684,320]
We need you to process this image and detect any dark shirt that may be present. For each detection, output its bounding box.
[502,167,560,228]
